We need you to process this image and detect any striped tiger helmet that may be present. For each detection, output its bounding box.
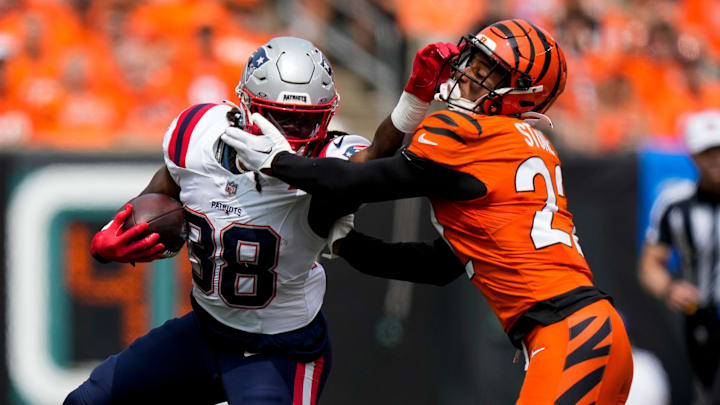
[441,19,567,116]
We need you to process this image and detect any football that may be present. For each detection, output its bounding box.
[124,193,188,256]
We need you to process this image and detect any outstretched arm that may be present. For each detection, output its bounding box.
[222,118,487,203]
[349,116,405,163]
[270,150,487,203]
[335,230,465,286]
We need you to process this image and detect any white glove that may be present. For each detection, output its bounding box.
[221,113,292,172]
[324,214,354,259]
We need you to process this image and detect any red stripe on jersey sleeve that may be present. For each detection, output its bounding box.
[167,107,194,165]
[179,104,215,168]
[168,103,216,168]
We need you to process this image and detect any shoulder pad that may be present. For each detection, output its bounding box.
[163,103,226,169]
[319,134,370,160]
[415,110,485,146]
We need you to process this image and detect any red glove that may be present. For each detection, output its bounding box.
[404,42,460,102]
[90,204,166,263]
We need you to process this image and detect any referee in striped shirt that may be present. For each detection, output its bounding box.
[640,110,720,404]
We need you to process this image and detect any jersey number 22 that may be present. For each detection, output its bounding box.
[515,156,583,255]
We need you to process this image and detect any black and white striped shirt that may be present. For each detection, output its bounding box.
[646,181,720,306]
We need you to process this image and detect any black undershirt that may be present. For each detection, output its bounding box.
[272,149,488,203]
[337,230,465,286]
[306,196,358,238]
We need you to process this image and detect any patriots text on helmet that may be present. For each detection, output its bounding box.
[236,37,339,155]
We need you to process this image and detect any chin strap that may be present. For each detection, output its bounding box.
[519,111,554,128]
[435,79,515,114]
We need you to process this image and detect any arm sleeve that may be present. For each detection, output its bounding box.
[337,230,466,286]
[271,149,487,202]
[307,197,359,238]
[306,134,370,237]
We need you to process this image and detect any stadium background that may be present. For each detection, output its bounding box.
[0,0,715,403]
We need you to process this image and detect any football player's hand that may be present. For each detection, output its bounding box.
[221,113,292,172]
[90,204,166,263]
[328,214,354,258]
[405,42,460,102]
[666,280,700,314]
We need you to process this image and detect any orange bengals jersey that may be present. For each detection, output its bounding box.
[407,110,593,332]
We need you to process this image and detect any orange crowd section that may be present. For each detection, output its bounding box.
[2,0,720,154]
[0,0,271,149]
[392,0,720,153]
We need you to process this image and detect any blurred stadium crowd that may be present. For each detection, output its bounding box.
[1,0,720,154]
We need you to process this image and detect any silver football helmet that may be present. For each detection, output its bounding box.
[236,37,339,153]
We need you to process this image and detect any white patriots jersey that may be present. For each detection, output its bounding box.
[162,103,369,334]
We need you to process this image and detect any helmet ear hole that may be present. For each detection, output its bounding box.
[517,76,531,89]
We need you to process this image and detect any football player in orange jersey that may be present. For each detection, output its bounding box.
[222,19,634,404]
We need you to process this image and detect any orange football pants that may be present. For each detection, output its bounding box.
[516,299,633,405]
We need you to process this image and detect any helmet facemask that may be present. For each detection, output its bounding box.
[439,34,549,117]
[239,87,337,156]
[438,35,519,115]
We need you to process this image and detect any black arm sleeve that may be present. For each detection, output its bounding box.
[271,149,487,202]
[307,196,359,238]
[337,230,466,286]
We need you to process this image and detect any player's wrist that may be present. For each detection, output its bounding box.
[335,230,352,258]
[331,238,344,255]
[391,91,430,133]
[265,151,292,174]
[326,214,354,259]
[90,229,113,263]
[662,280,684,309]
[660,279,674,300]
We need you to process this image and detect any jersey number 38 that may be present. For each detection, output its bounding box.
[185,208,279,309]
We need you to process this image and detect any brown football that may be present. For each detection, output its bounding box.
[123,193,188,255]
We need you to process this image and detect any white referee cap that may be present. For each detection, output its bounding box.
[685,110,720,154]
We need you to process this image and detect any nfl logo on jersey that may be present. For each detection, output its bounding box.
[225,180,238,195]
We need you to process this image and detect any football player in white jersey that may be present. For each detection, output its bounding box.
[64,37,369,405]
